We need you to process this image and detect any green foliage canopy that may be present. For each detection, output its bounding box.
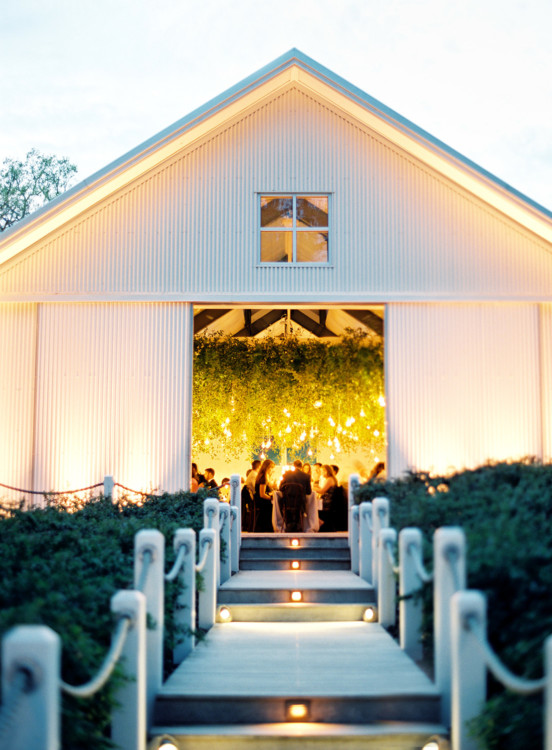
[193,332,386,462]
[357,460,552,750]
[0,149,77,232]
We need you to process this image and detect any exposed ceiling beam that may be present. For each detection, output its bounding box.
[193,308,232,334]
[343,309,384,336]
[234,309,285,337]
[291,310,337,337]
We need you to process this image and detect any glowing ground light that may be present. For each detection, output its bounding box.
[363,606,376,622]
[219,607,232,621]
[287,703,310,720]
[290,538,300,547]
[290,591,302,602]
[291,561,300,570]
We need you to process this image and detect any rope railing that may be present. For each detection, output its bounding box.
[164,542,188,583]
[136,548,153,593]
[60,616,132,698]
[466,614,547,695]
[0,480,104,496]
[196,536,213,573]
[442,542,463,593]
[383,537,400,575]
[408,541,433,584]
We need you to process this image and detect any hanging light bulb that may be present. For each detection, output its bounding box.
[360,409,366,417]
[285,425,292,434]
[314,401,322,408]
[307,448,313,456]
[378,396,386,407]
[328,417,335,427]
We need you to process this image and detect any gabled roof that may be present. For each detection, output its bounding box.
[2,47,552,266]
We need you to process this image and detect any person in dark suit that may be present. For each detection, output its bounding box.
[280,459,312,496]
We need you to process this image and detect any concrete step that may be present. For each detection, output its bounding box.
[240,558,351,571]
[156,623,440,733]
[217,571,375,606]
[153,693,441,726]
[149,723,449,750]
[241,533,349,550]
[240,546,351,560]
[216,603,373,622]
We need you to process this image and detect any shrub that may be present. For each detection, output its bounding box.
[0,490,212,749]
[357,460,552,749]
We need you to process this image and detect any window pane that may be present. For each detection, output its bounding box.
[296,231,328,263]
[261,231,293,262]
[260,196,293,227]
[297,196,328,227]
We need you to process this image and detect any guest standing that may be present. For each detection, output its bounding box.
[254,459,276,532]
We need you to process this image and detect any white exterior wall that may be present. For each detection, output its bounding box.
[386,303,543,476]
[1,87,552,302]
[541,304,552,462]
[0,304,37,501]
[0,303,193,496]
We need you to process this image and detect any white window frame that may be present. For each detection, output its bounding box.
[257,193,331,266]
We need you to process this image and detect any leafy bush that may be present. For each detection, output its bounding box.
[0,490,212,749]
[357,460,552,749]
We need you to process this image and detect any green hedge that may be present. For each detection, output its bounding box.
[0,491,213,750]
[357,460,552,749]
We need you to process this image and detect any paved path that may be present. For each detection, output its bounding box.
[160,621,438,698]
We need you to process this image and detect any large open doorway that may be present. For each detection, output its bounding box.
[191,306,385,529]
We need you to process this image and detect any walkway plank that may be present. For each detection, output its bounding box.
[161,622,437,698]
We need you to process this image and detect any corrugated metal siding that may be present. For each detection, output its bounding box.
[0,304,37,501]
[541,304,552,461]
[386,303,542,476]
[2,87,552,300]
[33,302,193,493]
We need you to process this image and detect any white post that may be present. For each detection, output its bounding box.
[378,528,397,628]
[451,591,487,750]
[358,501,373,584]
[230,506,240,573]
[104,475,114,500]
[173,528,196,664]
[348,473,360,552]
[230,474,241,548]
[197,528,217,630]
[350,505,360,573]
[219,503,231,584]
[111,590,146,750]
[2,625,61,750]
[399,527,424,661]
[372,497,389,592]
[204,498,221,587]
[134,529,164,727]
[434,526,466,726]
[546,635,552,750]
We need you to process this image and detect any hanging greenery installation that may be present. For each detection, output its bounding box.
[192,332,385,463]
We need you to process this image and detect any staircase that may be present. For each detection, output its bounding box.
[151,534,446,749]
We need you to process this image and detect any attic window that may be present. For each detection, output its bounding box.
[260,195,329,264]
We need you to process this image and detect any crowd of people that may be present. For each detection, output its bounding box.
[191,458,386,533]
[241,458,346,533]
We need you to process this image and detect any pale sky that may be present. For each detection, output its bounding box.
[2,0,552,210]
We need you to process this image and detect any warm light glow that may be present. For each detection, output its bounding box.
[158,737,179,750]
[287,703,309,720]
[291,591,302,602]
[363,607,376,622]
[291,561,300,570]
[378,395,386,407]
[219,607,232,622]
[290,538,300,547]
[422,742,441,750]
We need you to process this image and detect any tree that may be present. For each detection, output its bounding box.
[0,149,78,232]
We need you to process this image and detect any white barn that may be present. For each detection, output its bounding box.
[1,48,552,497]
